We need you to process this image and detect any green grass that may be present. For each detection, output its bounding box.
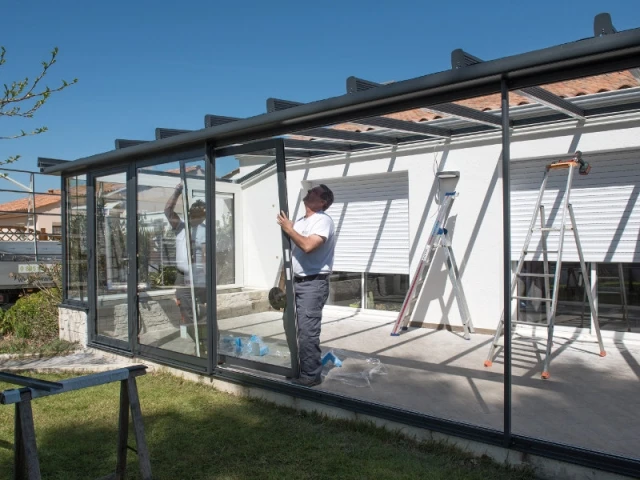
[0,337,77,356]
[0,372,535,480]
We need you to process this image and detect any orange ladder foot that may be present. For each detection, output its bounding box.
[541,371,550,379]
[599,351,607,357]
[484,360,493,367]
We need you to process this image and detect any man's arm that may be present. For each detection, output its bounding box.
[164,183,183,230]
[276,211,325,253]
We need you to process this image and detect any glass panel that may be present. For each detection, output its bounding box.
[95,172,128,341]
[512,69,640,461]
[216,192,235,286]
[365,273,409,312]
[215,150,292,370]
[598,263,640,331]
[137,158,207,358]
[518,261,591,329]
[66,175,87,302]
[327,272,362,307]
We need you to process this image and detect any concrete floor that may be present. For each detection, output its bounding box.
[218,308,640,461]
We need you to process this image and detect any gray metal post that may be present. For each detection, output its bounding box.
[500,78,512,447]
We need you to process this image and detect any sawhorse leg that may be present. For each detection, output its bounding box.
[14,393,41,480]
[115,377,152,480]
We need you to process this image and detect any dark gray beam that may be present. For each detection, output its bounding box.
[283,139,358,153]
[295,127,397,145]
[37,157,69,173]
[451,49,586,120]
[266,99,398,145]
[115,139,149,149]
[205,114,243,128]
[156,128,192,139]
[594,13,640,82]
[348,77,504,128]
[268,97,451,138]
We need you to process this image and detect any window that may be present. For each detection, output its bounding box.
[597,263,640,331]
[216,192,235,286]
[327,271,409,312]
[65,175,88,303]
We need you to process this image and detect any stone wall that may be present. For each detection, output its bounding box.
[59,307,88,346]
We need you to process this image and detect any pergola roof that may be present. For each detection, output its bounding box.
[44,13,640,175]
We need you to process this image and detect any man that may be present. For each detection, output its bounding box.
[276,184,336,387]
[164,183,206,338]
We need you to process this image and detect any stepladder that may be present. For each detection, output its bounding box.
[391,191,474,339]
[484,152,606,379]
[598,263,631,332]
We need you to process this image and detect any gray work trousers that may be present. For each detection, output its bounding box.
[289,278,329,381]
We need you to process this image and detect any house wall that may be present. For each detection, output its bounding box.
[0,205,61,236]
[240,113,640,331]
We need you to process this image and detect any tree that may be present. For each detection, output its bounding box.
[1,46,78,165]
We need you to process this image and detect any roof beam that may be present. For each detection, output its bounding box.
[115,139,149,149]
[594,13,640,83]
[451,49,585,119]
[267,97,451,138]
[265,99,398,145]
[37,157,69,173]
[283,139,358,153]
[347,76,505,128]
[156,128,192,139]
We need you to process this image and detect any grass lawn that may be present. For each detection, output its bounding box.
[0,372,534,480]
[0,337,77,356]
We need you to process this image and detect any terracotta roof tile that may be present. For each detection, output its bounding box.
[0,191,61,213]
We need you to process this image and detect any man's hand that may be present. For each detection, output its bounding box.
[276,211,294,235]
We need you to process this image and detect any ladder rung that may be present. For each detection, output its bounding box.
[599,276,622,280]
[533,227,572,232]
[517,273,555,278]
[524,250,559,254]
[513,296,553,302]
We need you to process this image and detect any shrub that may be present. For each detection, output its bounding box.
[1,289,60,343]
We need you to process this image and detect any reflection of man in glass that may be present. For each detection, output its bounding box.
[164,183,206,337]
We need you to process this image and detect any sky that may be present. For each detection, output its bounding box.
[1,0,639,194]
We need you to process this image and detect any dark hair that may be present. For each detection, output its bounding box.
[318,184,334,211]
[189,200,206,216]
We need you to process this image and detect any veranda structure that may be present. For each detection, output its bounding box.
[44,13,640,478]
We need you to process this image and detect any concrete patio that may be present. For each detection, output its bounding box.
[217,307,640,461]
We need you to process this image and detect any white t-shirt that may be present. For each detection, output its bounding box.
[175,221,206,286]
[291,211,335,277]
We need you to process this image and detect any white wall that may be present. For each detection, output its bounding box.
[239,113,640,331]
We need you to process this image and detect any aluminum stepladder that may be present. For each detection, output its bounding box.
[484,152,606,379]
[391,191,474,339]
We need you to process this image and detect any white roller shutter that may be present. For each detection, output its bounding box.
[309,172,409,274]
[511,150,640,263]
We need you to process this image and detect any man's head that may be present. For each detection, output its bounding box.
[188,200,206,225]
[303,184,334,212]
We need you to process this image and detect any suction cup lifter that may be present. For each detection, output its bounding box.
[436,171,460,179]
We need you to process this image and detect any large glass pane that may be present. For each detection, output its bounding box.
[95,172,128,341]
[215,150,293,372]
[511,69,640,461]
[137,158,207,358]
[216,192,235,286]
[66,175,87,302]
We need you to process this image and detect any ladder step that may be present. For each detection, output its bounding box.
[599,276,622,280]
[524,250,559,254]
[512,295,553,302]
[517,273,555,278]
[533,227,573,232]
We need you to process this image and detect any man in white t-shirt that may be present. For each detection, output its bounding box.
[164,183,206,334]
[277,184,335,387]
